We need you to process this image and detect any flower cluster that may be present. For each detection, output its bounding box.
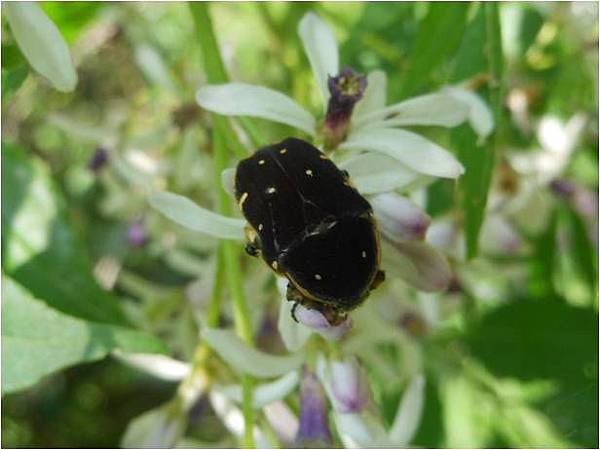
[145,10,493,448]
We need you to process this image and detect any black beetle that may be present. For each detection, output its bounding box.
[234,137,384,325]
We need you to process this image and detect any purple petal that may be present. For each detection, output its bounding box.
[295,367,333,447]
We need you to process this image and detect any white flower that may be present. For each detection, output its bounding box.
[196,12,493,181]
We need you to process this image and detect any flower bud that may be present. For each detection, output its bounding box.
[127,221,148,247]
[88,147,109,173]
[329,356,370,414]
[294,304,352,341]
[371,193,431,242]
[295,367,333,447]
[323,66,367,149]
[480,216,523,255]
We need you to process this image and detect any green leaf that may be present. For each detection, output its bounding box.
[1,142,129,326]
[1,65,28,103]
[467,298,598,447]
[41,2,103,44]
[451,4,503,259]
[398,2,469,98]
[528,209,558,299]
[411,373,444,448]
[2,276,167,395]
[562,205,598,293]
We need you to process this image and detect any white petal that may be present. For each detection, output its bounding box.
[221,167,236,197]
[480,215,523,255]
[113,352,191,381]
[217,371,300,409]
[329,357,370,413]
[339,152,423,194]
[5,2,77,92]
[382,239,452,292]
[202,327,304,378]
[121,406,184,448]
[426,216,462,257]
[134,45,176,91]
[371,193,431,242]
[334,413,391,448]
[444,86,494,143]
[196,83,316,135]
[263,401,299,444]
[388,375,426,446]
[353,71,387,121]
[209,391,272,448]
[298,12,339,105]
[277,279,313,351]
[148,191,245,240]
[354,92,469,130]
[537,113,586,156]
[342,128,464,179]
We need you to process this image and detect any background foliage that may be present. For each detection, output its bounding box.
[2,2,598,448]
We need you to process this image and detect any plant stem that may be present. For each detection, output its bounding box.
[189,3,256,447]
[207,244,225,327]
[485,2,504,134]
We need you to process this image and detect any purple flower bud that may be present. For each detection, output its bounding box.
[323,66,367,149]
[329,357,370,413]
[294,304,352,340]
[295,367,333,447]
[127,221,148,247]
[549,178,576,199]
[88,147,109,173]
[371,193,431,242]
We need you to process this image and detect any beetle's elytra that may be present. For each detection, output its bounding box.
[234,137,384,324]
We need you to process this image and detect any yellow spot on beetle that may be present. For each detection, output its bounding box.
[361,251,367,258]
[305,169,313,177]
[319,154,328,160]
[271,261,279,271]
[280,148,287,154]
[258,223,264,231]
[314,274,322,280]
[258,159,265,165]
[238,192,249,208]
[266,187,276,194]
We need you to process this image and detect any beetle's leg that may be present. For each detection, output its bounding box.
[244,225,261,258]
[286,282,305,303]
[291,302,300,323]
[245,242,260,257]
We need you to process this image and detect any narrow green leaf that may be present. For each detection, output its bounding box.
[2,276,166,394]
[1,142,129,325]
[452,4,504,258]
[398,3,469,98]
[562,204,598,294]
[528,209,558,299]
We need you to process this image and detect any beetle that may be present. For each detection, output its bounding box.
[234,137,385,325]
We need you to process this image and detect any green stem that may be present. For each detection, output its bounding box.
[238,116,266,149]
[207,244,225,328]
[485,2,504,133]
[189,4,256,447]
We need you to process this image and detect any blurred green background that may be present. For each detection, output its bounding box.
[1,2,598,448]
